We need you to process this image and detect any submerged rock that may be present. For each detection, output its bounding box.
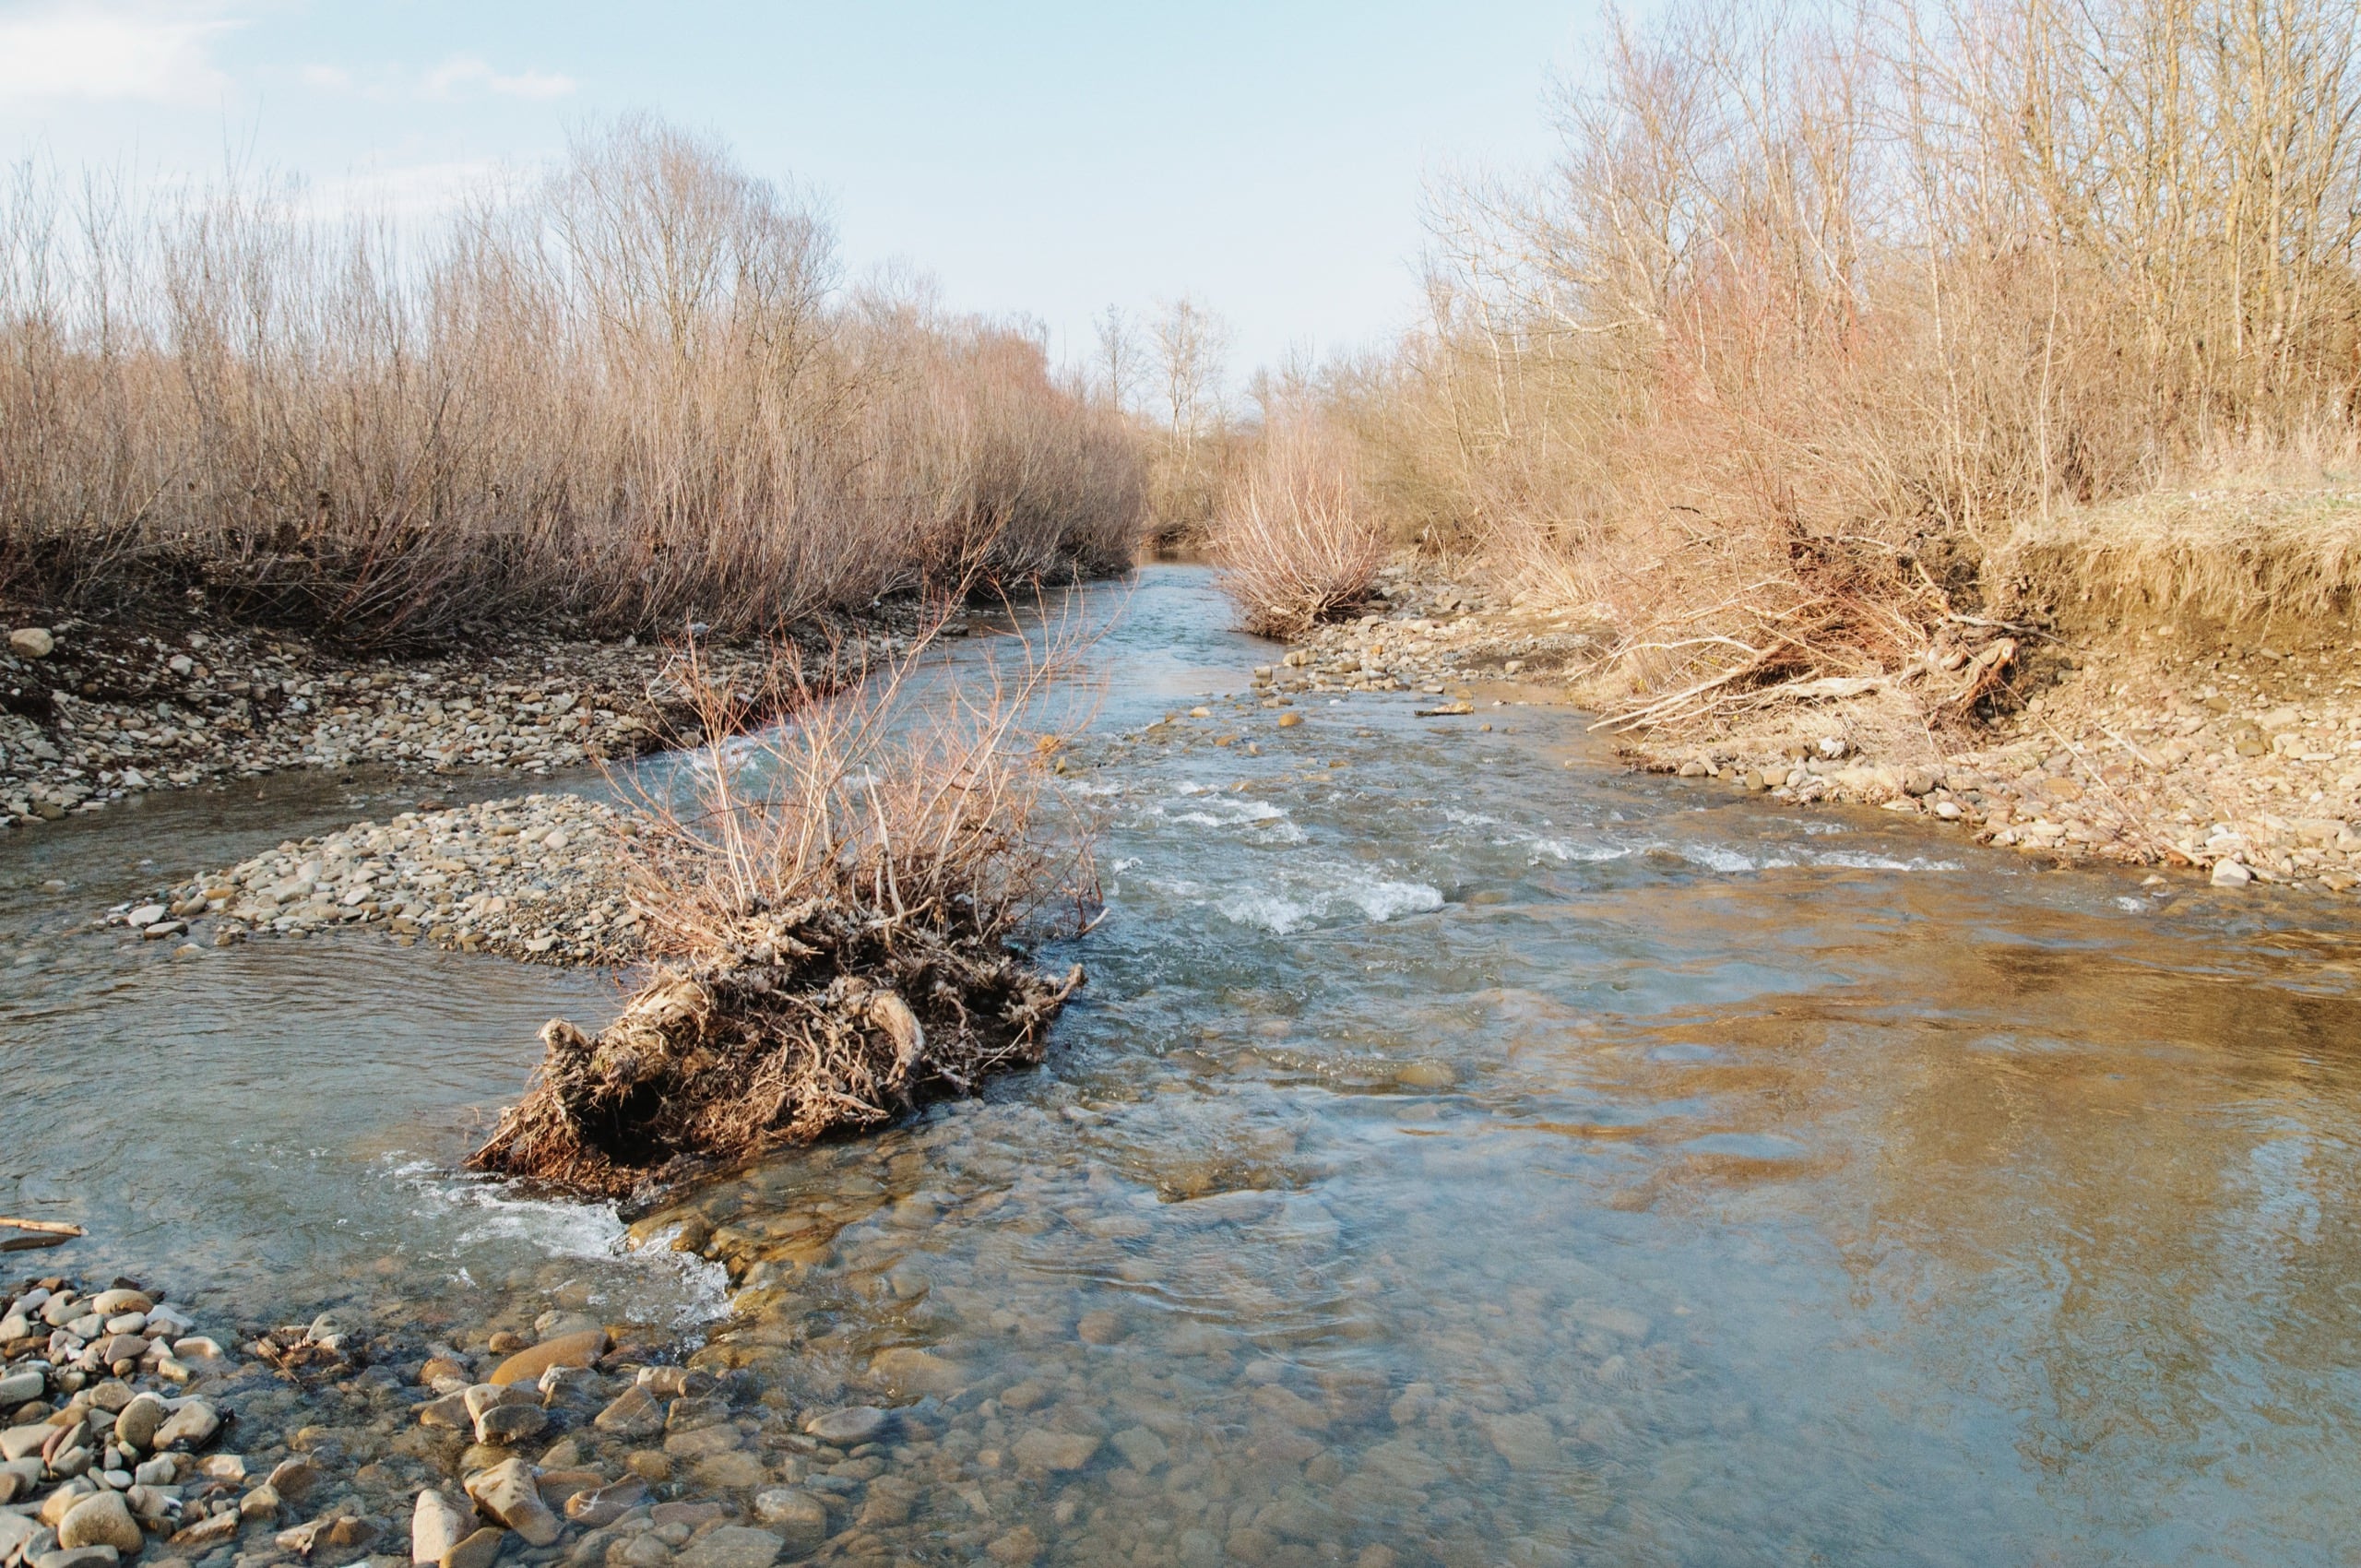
[801,1406,888,1445]
[487,1328,608,1387]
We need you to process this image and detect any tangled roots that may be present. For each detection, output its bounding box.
[468,912,1083,1202]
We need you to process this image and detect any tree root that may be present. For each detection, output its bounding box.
[468,903,1084,1203]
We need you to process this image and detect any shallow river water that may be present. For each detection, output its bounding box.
[6,565,2361,1566]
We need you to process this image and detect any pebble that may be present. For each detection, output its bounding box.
[441,1526,504,1568]
[56,1493,141,1552]
[591,1386,661,1438]
[463,1458,560,1546]
[151,1401,218,1451]
[0,616,907,828]
[470,1402,546,1446]
[409,1488,474,1564]
[133,793,642,968]
[37,1547,118,1568]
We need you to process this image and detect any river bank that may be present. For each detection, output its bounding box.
[0,609,955,834]
[1267,563,2361,894]
[16,565,2361,1563]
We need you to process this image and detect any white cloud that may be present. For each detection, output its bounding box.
[0,2,241,105]
[424,53,575,101]
[297,62,349,91]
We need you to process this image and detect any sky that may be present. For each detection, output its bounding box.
[0,0,1592,382]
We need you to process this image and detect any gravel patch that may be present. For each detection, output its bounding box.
[108,792,646,966]
[0,613,922,831]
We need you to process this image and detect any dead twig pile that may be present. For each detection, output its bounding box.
[469,610,1097,1201]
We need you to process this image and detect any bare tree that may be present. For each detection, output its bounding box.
[1094,304,1142,413]
[1150,295,1230,453]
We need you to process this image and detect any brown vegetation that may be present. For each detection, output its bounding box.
[0,118,1145,648]
[1210,417,1386,636]
[2000,439,2361,630]
[469,619,1094,1199]
[1310,0,2361,731]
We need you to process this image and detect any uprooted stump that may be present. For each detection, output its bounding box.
[467,902,1083,1201]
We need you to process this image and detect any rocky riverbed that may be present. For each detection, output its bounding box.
[108,795,641,966]
[1,1273,360,1568]
[1,1269,966,1568]
[0,613,932,834]
[1267,565,2361,894]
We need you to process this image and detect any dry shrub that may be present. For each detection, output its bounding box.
[468,616,1095,1200]
[0,119,1145,647]
[1211,419,1385,636]
[1328,0,2361,730]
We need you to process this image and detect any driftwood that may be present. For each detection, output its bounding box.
[0,1218,85,1253]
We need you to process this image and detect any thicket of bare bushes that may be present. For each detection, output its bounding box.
[1321,0,2361,728]
[0,119,1145,647]
[1211,415,1386,635]
[471,623,1093,1198]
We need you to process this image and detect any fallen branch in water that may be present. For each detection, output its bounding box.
[0,1218,85,1252]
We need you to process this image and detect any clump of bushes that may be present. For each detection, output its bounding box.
[469,622,1094,1200]
[0,118,1145,647]
[1210,418,1385,637]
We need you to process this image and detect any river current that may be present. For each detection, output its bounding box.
[6,565,2360,1564]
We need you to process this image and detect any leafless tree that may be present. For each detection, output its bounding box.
[1151,294,1230,453]
[1094,304,1143,414]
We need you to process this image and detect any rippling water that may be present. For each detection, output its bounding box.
[6,565,2361,1564]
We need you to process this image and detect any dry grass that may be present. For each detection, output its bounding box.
[469,612,1097,1199]
[1211,418,1386,636]
[0,119,1145,648]
[2001,438,2361,628]
[1316,0,2361,730]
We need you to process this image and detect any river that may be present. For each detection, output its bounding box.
[6,564,2360,1565]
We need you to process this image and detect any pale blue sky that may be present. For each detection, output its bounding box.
[0,1,1592,382]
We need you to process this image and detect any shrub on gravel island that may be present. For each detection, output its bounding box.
[469,615,1096,1200]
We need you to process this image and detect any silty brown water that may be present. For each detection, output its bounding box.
[6,565,2360,1565]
